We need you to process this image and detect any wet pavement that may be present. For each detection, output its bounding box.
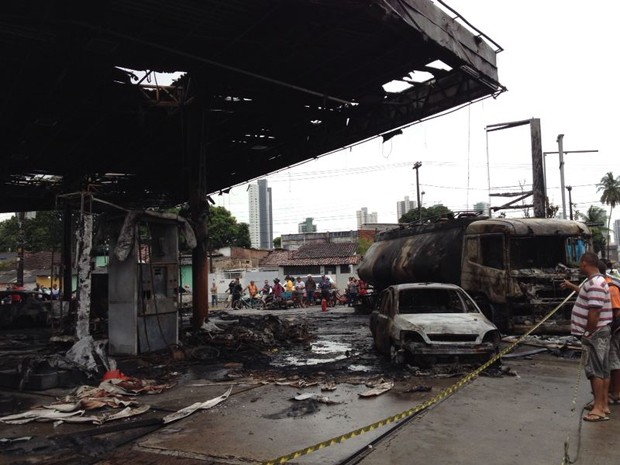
[356,357,617,465]
[1,306,619,465]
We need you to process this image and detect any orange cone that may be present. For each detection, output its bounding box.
[321,298,327,312]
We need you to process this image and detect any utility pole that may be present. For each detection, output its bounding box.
[566,185,573,220]
[530,119,545,218]
[413,162,422,222]
[557,134,566,219]
[543,141,597,219]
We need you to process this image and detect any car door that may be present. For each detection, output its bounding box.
[372,288,393,355]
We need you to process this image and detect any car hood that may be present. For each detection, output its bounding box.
[394,313,497,334]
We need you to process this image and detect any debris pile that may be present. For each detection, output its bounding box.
[502,334,581,358]
[225,314,310,346]
[359,378,394,397]
[0,371,174,426]
[184,314,311,366]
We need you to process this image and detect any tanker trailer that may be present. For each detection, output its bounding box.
[358,216,591,334]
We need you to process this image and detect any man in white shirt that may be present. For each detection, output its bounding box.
[294,277,306,308]
[563,252,612,422]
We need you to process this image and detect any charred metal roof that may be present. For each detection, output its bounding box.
[0,0,503,213]
[465,218,592,236]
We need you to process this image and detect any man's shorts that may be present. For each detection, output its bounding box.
[582,325,611,379]
[609,324,620,371]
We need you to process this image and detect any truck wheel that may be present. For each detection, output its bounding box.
[473,295,493,321]
[491,304,511,334]
[474,296,511,334]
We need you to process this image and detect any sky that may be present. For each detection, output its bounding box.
[214,0,620,242]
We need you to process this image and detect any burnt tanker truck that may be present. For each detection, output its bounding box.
[357,215,592,333]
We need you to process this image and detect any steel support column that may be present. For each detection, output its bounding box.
[62,203,72,300]
[187,102,209,329]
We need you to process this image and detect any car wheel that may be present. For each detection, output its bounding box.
[369,314,378,338]
[373,331,389,355]
[390,344,405,365]
[483,347,502,368]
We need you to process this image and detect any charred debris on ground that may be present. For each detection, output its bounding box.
[0,310,585,395]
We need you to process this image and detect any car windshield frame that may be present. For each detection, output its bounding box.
[397,287,478,315]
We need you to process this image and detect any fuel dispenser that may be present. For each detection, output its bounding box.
[108,214,180,355]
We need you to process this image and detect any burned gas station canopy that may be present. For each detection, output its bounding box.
[0,0,503,213]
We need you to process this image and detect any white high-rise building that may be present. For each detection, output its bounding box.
[356,207,377,228]
[614,218,620,245]
[396,196,416,221]
[248,179,273,249]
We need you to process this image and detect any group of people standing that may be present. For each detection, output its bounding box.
[345,276,368,307]
[3,283,60,304]
[210,274,365,309]
[262,275,333,308]
[563,252,620,423]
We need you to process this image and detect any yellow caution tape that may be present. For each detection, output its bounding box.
[263,289,579,465]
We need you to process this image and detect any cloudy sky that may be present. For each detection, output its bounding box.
[216,0,619,242]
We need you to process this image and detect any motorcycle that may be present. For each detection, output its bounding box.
[235,293,265,310]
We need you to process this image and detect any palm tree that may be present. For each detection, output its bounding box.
[597,172,620,258]
[579,205,608,255]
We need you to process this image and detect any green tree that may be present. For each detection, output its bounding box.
[578,205,607,255]
[0,216,18,251]
[0,211,63,252]
[234,222,251,248]
[206,206,251,250]
[597,171,620,257]
[399,204,454,223]
[357,237,373,255]
[273,236,282,248]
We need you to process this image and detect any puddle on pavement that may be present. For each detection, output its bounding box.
[310,340,350,355]
[347,364,372,372]
[271,339,352,367]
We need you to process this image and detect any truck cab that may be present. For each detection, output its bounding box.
[460,218,590,333]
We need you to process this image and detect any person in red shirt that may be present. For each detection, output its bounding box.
[272,279,284,301]
[10,284,24,304]
[606,267,620,404]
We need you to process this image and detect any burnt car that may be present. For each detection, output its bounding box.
[0,290,51,328]
[370,283,500,365]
